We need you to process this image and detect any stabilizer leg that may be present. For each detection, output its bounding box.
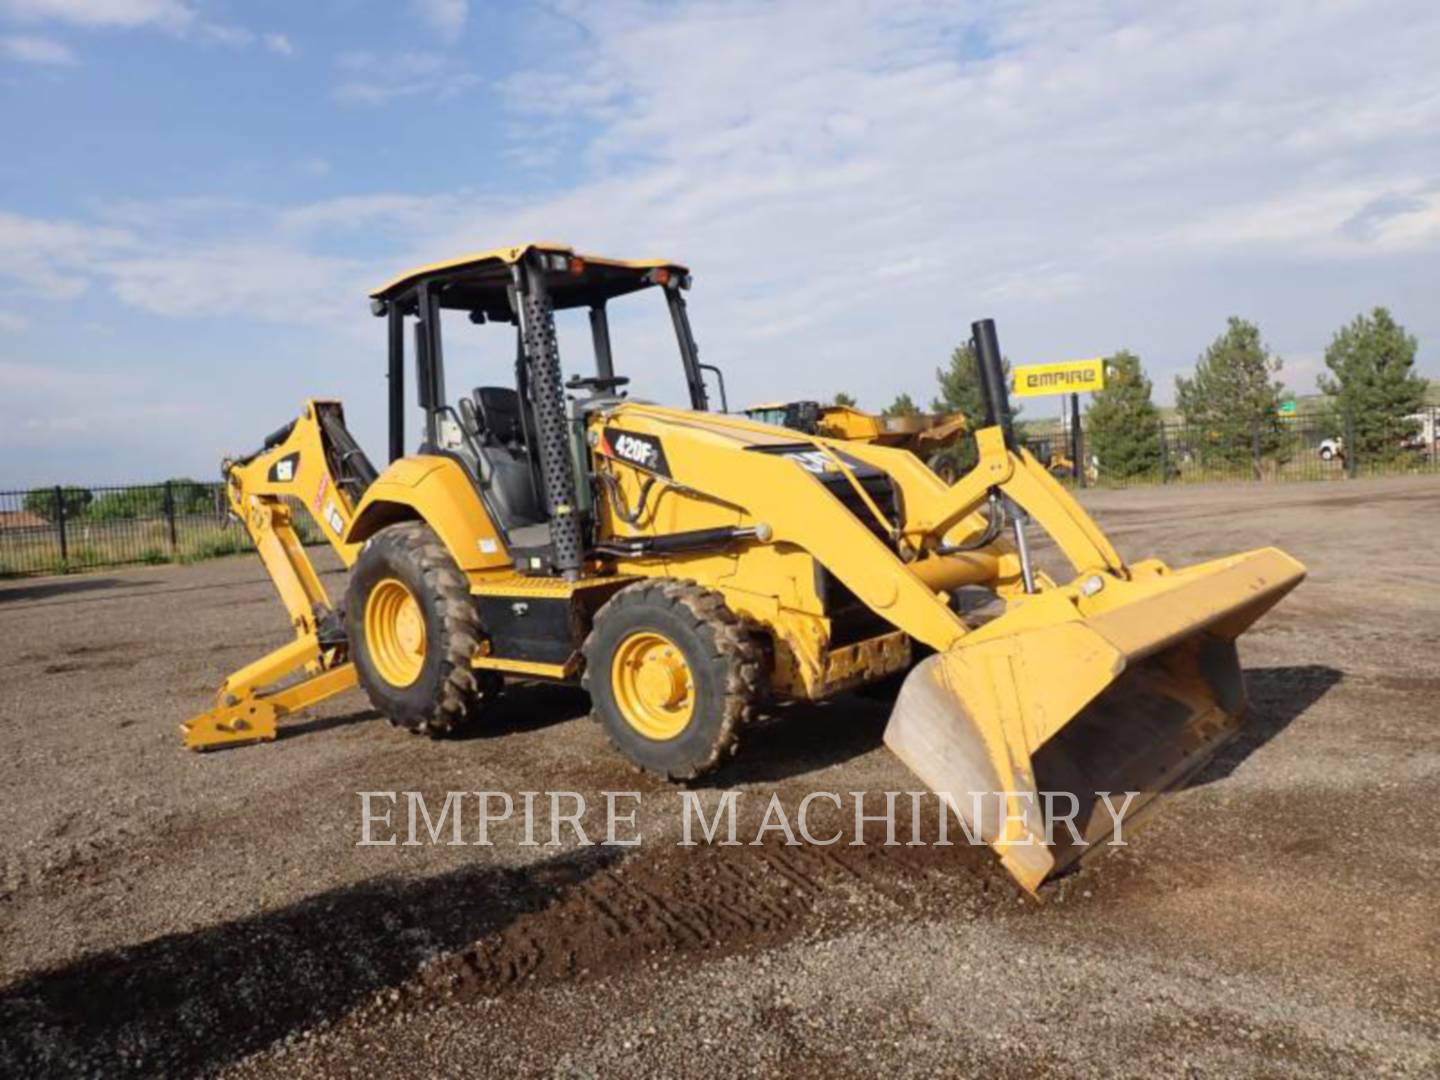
[182,636,357,750]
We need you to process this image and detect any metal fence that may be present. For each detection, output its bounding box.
[3,408,1437,577]
[1023,407,1440,489]
[0,482,321,578]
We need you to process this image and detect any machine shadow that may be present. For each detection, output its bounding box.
[457,680,593,739]
[705,664,1341,794]
[703,694,890,787]
[280,707,383,741]
[0,576,157,604]
[0,848,623,1079]
[281,683,589,745]
[1188,663,1343,787]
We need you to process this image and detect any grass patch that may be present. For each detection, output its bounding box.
[176,531,248,564]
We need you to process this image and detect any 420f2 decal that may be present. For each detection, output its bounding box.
[601,428,672,478]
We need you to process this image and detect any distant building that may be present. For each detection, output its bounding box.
[0,510,49,531]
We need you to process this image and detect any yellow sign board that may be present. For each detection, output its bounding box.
[1012,358,1106,398]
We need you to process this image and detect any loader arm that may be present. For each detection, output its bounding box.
[181,400,374,750]
[838,425,1126,581]
[792,407,1302,895]
[878,322,1305,894]
[597,320,1303,896]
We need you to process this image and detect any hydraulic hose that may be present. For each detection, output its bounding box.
[933,492,1006,555]
[598,467,657,526]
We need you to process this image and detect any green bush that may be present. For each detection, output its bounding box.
[85,479,222,522]
[87,486,166,521]
[23,486,93,523]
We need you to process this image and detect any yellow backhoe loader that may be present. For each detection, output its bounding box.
[184,243,1304,893]
[741,401,970,482]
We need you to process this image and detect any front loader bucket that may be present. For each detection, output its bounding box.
[884,547,1305,894]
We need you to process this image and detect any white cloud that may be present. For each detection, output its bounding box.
[195,20,249,47]
[412,0,466,43]
[0,31,73,63]
[0,0,193,30]
[0,210,133,298]
[459,0,1440,406]
[3,0,1439,462]
[0,359,204,460]
[1172,182,1440,257]
[333,49,479,105]
[0,0,291,57]
[277,193,459,234]
[262,31,292,57]
[102,245,367,324]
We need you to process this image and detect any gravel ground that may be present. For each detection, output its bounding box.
[0,476,1436,1077]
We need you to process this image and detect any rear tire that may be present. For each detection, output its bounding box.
[582,580,761,780]
[346,522,493,737]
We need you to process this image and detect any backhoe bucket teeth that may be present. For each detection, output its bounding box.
[884,547,1305,894]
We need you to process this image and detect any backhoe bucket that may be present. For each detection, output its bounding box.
[884,546,1305,894]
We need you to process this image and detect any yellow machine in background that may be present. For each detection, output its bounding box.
[742,401,970,482]
[186,243,1304,893]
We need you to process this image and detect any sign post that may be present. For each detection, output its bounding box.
[1069,392,1082,484]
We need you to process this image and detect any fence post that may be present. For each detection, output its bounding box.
[54,484,69,566]
[1344,406,1357,479]
[1250,419,1262,481]
[164,480,178,556]
[1159,425,1170,484]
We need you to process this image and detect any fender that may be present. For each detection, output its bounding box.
[346,455,511,573]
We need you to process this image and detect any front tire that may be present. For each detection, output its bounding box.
[927,451,960,485]
[346,522,491,737]
[582,581,761,780]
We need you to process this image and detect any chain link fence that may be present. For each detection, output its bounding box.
[1023,406,1440,489]
[0,482,321,578]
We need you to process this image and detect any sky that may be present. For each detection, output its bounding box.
[1,0,1438,487]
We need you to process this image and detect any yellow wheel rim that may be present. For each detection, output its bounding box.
[364,577,427,687]
[611,630,695,741]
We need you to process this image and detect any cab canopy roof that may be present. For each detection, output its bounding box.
[371,242,688,321]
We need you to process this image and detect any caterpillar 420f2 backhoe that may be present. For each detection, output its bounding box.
[184,243,1304,893]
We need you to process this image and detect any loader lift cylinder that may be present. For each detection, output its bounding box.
[972,318,1036,590]
[514,257,585,580]
[972,318,1016,451]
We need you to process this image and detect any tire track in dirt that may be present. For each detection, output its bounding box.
[404,819,1013,1008]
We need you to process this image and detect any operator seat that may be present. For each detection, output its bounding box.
[468,387,546,529]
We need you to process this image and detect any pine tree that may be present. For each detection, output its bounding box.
[931,342,1020,474]
[1318,307,1429,464]
[882,392,920,417]
[1085,351,1163,480]
[832,391,857,408]
[931,342,1019,423]
[1176,317,1287,473]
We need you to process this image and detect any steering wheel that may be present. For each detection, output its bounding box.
[565,375,631,394]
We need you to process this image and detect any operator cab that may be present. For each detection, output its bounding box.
[369,243,727,576]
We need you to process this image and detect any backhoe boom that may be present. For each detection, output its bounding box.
[181,400,370,749]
